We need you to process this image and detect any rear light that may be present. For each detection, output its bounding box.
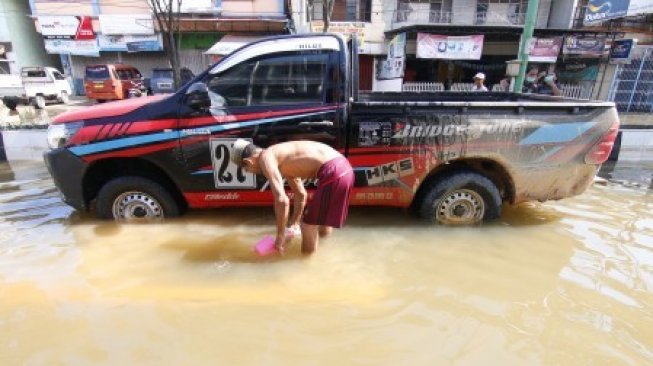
[585,120,620,165]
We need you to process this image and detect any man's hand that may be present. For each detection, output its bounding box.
[275,234,286,254]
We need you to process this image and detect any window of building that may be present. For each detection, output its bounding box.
[310,0,372,22]
[396,0,452,23]
[206,52,330,107]
[476,0,528,24]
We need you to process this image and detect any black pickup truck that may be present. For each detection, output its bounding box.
[44,34,619,224]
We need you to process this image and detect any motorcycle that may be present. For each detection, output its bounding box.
[127,79,149,98]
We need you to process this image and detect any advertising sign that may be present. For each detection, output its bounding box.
[416,33,484,60]
[98,34,163,52]
[610,39,637,64]
[311,22,366,45]
[563,35,607,56]
[44,39,99,57]
[528,37,562,63]
[378,33,406,80]
[584,0,630,24]
[557,60,600,81]
[99,15,154,35]
[39,16,95,40]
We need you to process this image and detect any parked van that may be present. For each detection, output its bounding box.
[84,64,143,102]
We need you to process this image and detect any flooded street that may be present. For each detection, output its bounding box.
[1,161,653,365]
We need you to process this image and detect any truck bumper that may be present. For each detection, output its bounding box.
[43,148,88,211]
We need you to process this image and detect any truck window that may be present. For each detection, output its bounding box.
[52,71,66,80]
[85,66,110,81]
[117,69,132,80]
[23,70,47,78]
[206,52,329,108]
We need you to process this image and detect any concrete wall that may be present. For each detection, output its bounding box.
[0,0,59,73]
[452,0,477,25]
[536,0,552,28]
[0,131,49,162]
[548,0,578,29]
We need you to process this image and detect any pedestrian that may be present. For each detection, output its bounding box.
[231,140,354,255]
[472,72,488,92]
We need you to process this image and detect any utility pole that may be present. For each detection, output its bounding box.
[513,0,540,92]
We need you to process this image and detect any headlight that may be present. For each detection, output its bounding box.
[47,122,84,149]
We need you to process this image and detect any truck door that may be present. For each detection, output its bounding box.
[177,35,346,207]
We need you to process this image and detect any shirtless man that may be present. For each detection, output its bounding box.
[231,140,354,254]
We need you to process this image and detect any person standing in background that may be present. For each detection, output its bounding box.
[471,72,488,92]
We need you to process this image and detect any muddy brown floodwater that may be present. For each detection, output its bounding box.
[1,160,653,365]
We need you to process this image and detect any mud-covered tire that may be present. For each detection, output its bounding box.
[32,95,46,109]
[96,176,180,221]
[417,170,501,225]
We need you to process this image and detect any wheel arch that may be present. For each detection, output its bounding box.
[82,157,188,212]
[411,158,516,211]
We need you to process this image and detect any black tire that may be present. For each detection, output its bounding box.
[417,169,501,225]
[59,91,70,104]
[96,176,180,221]
[32,95,46,109]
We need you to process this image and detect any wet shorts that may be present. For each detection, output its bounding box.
[302,156,354,228]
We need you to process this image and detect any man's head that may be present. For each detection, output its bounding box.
[231,139,262,173]
[473,72,486,85]
[526,67,539,83]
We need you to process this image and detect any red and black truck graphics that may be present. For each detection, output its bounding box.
[44,34,619,224]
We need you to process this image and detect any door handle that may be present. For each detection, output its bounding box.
[299,120,334,127]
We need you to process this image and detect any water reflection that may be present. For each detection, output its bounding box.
[1,162,653,365]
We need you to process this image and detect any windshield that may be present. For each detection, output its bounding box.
[153,69,173,79]
[85,66,110,81]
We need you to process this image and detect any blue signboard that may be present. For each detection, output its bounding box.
[584,0,631,24]
[610,39,637,64]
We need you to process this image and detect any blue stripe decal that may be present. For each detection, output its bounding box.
[519,122,596,145]
[192,170,213,175]
[70,111,331,156]
[70,131,179,156]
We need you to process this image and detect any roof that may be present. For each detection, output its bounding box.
[204,35,267,55]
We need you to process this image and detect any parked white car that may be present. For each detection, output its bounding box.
[0,67,72,110]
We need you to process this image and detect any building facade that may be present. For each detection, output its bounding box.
[29,0,289,94]
[0,0,58,74]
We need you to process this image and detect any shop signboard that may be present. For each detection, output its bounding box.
[378,33,406,80]
[416,33,484,60]
[557,60,600,82]
[39,16,95,40]
[98,34,163,52]
[584,0,653,24]
[528,37,562,63]
[610,39,637,64]
[44,39,100,57]
[311,22,366,45]
[563,35,607,56]
[99,15,154,35]
[584,0,630,24]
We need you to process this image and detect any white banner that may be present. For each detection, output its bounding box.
[98,34,162,52]
[378,33,406,80]
[44,39,100,56]
[99,15,154,35]
[417,33,484,60]
[38,16,80,37]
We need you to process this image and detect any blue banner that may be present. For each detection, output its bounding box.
[584,0,630,24]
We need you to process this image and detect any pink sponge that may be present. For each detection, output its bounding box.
[254,235,277,256]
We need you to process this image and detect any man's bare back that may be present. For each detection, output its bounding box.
[261,141,342,179]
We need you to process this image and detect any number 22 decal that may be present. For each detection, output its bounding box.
[209,138,256,189]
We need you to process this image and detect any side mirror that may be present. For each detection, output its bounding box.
[185,82,210,109]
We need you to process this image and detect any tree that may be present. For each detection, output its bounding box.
[307,0,335,32]
[148,0,183,88]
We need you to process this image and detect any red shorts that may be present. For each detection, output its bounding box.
[303,156,354,228]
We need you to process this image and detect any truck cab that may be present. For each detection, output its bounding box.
[1,67,71,110]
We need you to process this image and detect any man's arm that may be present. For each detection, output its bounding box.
[288,177,307,227]
[259,152,289,250]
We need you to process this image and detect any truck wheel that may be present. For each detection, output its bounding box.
[418,170,501,225]
[96,176,180,221]
[32,95,46,109]
[59,91,70,104]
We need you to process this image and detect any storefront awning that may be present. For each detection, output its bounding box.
[205,35,266,55]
